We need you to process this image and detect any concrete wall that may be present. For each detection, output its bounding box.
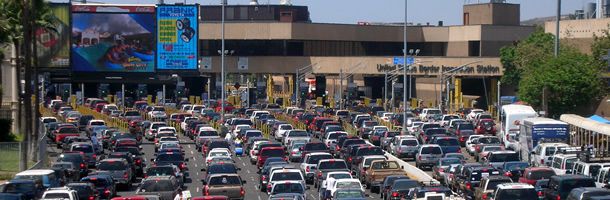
[463,3,520,26]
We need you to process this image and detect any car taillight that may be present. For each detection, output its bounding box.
[123,172,128,179]
[392,192,399,197]
[556,195,561,200]
[203,185,209,196]
[335,146,340,151]
[266,183,272,192]
[504,171,512,177]
[460,137,465,142]
[466,182,471,190]
[80,163,86,169]
[538,191,543,197]
[262,176,266,181]
[457,148,462,153]
[306,166,310,172]
[136,159,141,165]
[418,155,422,160]
[482,193,488,200]
[240,187,245,196]
[103,189,110,197]
[180,163,186,169]
[283,157,288,161]
[541,159,545,165]
[92,154,97,159]
[348,157,352,162]
[89,196,95,200]
[318,171,322,178]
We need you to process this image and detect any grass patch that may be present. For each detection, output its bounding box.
[0,144,20,172]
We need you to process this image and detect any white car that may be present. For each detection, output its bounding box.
[300,152,333,183]
[250,110,270,123]
[206,148,232,164]
[419,108,442,121]
[320,171,353,192]
[146,122,168,140]
[159,142,182,152]
[283,130,310,146]
[268,168,305,194]
[147,106,167,119]
[41,187,79,200]
[447,119,467,129]
[324,131,348,148]
[467,109,485,121]
[156,136,179,150]
[269,180,306,199]
[233,124,252,137]
[181,117,198,132]
[188,105,204,115]
[407,121,423,134]
[157,127,177,137]
[180,104,192,112]
[466,135,484,155]
[274,124,293,141]
[324,178,364,199]
[440,114,460,127]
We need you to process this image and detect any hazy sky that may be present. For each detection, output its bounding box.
[55,0,593,25]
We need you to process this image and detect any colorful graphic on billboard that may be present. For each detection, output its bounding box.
[37,3,70,68]
[157,5,198,70]
[71,5,156,72]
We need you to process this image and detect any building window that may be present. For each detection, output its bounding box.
[469,41,480,57]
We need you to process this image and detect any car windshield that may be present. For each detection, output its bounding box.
[271,172,302,181]
[272,183,304,194]
[371,161,399,170]
[335,190,364,198]
[496,188,538,200]
[208,164,237,174]
[421,147,442,154]
[97,161,126,171]
[261,149,284,157]
[288,131,308,137]
[435,138,459,146]
[393,180,420,190]
[140,180,175,191]
[146,167,174,176]
[488,153,519,162]
[156,154,184,162]
[307,155,333,164]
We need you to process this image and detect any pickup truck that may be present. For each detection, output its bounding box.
[54,126,81,147]
[364,160,406,194]
[473,176,512,200]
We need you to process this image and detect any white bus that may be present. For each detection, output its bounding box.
[500,104,537,150]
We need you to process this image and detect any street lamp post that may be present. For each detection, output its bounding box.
[220,0,226,121]
[402,0,408,132]
[439,61,482,112]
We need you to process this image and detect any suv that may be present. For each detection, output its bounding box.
[136,176,181,200]
[490,183,538,200]
[95,158,133,189]
[544,175,596,200]
[415,144,443,169]
[566,187,610,200]
[474,176,513,200]
[40,187,79,200]
[300,152,333,183]
[459,166,501,198]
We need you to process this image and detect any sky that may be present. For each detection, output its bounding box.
[54,0,593,25]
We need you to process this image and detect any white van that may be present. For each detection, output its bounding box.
[419,108,442,121]
[572,161,610,178]
[530,143,570,167]
[13,169,61,189]
[550,154,578,175]
[596,167,610,188]
[250,110,270,123]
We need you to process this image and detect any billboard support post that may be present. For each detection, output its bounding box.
[121,84,125,109]
[221,0,227,121]
[80,83,84,105]
[162,84,166,105]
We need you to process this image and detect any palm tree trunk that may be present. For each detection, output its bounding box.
[18,0,29,170]
[32,24,40,162]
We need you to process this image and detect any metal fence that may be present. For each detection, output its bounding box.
[0,142,21,172]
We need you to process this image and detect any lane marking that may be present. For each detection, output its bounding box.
[310,194,315,199]
[242,162,246,167]
[258,195,261,200]
[194,163,198,168]
[247,169,251,174]
[190,150,194,155]
[193,157,196,161]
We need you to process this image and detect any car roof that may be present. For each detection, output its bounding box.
[16,169,55,176]
[496,183,534,189]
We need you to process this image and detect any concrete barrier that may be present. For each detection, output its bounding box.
[363,140,439,184]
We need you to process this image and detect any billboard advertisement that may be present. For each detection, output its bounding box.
[37,3,70,68]
[157,5,198,70]
[71,5,156,72]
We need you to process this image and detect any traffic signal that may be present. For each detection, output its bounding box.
[175,86,185,98]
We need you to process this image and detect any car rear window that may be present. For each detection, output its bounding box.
[305,143,327,151]
[559,179,595,191]
[458,124,474,130]
[288,131,308,137]
[307,155,333,164]
[140,180,175,191]
[357,147,383,156]
[479,137,501,144]
[97,161,127,170]
[435,138,459,146]
[146,167,174,176]
[488,153,519,162]
[371,161,399,169]
[156,153,184,162]
[469,170,500,181]
[271,172,302,181]
[401,139,418,146]
[44,193,70,198]
[527,170,556,180]
[329,133,347,140]
[318,161,348,170]
[272,183,304,194]
[198,131,218,137]
[496,188,538,199]
[73,145,93,153]
[421,147,442,154]
[83,178,110,187]
[261,149,285,157]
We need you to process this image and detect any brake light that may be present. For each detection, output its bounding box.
[541,159,545,165]
[262,176,266,181]
[482,193,488,200]
[136,159,141,165]
[504,171,512,177]
[418,155,422,160]
[466,182,471,190]
[283,157,288,161]
[203,185,209,196]
[538,191,543,197]
[267,183,272,192]
[348,157,352,162]
[336,146,340,151]
[306,166,310,172]
[80,163,86,169]
[89,196,95,200]
[457,148,462,153]
[240,187,245,196]
[392,192,399,197]
[318,171,322,178]
[180,163,186,169]
[123,172,128,179]
[92,154,96,159]
[556,195,561,200]
[103,189,110,197]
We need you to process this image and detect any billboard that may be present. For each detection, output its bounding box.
[157,5,198,70]
[71,5,156,72]
[37,3,70,69]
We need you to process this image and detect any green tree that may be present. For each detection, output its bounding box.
[500,27,555,86]
[518,47,604,118]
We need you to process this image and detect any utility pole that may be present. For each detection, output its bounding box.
[384,71,388,111]
[220,0,227,121]
[555,0,561,57]
[339,69,343,110]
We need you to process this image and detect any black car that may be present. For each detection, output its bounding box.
[501,161,529,182]
[113,146,145,177]
[350,146,384,168]
[66,182,98,200]
[379,175,410,199]
[80,174,116,199]
[385,179,420,200]
[57,152,88,178]
[105,152,139,179]
[151,152,189,171]
[78,115,94,131]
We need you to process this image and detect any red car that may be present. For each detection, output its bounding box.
[54,126,80,145]
[256,147,286,168]
[214,101,234,113]
[475,119,497,135]
[518,167,556,185]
